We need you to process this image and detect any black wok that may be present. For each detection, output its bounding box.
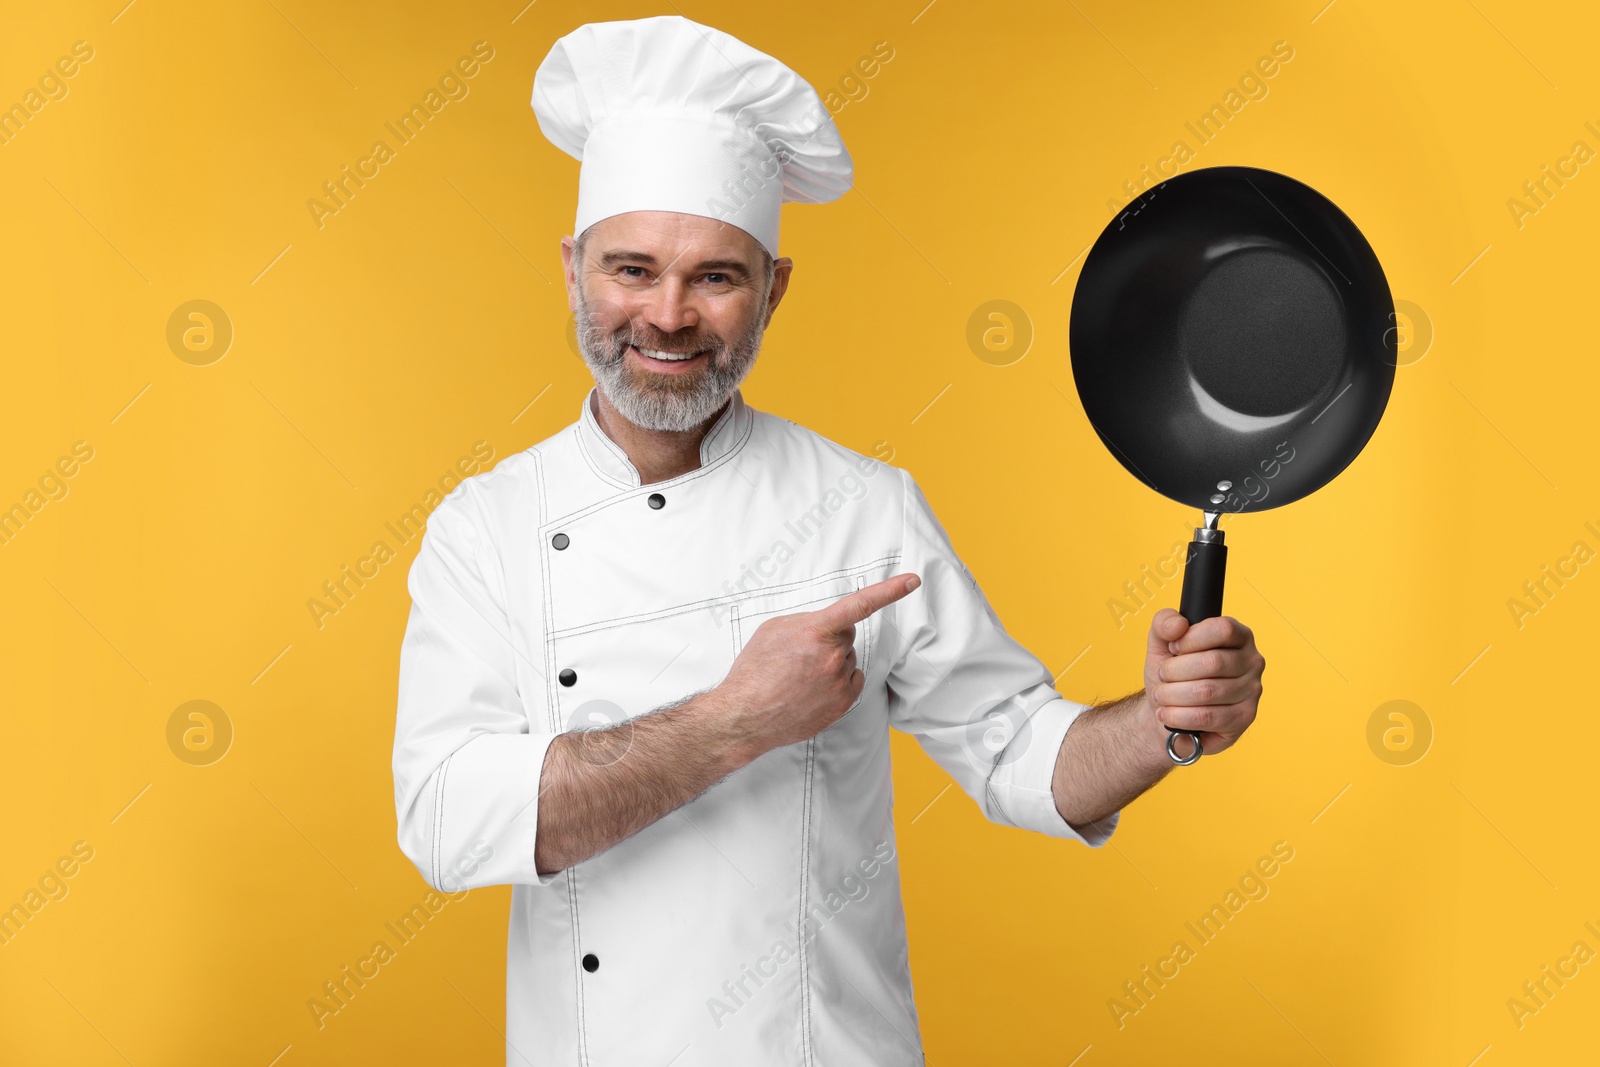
[1070,165,1395,764]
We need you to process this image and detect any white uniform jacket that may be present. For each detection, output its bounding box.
[392,386,1118,1066]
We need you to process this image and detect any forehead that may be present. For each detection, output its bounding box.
[582,211,763,265]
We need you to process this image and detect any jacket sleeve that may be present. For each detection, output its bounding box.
[392,484,564,891]
[883,468,1118,847]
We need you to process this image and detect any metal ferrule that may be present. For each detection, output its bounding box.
[1193,510,1225,543]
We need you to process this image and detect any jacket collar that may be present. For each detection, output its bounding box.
[577,384,753,488]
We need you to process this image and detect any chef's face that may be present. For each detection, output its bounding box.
[563,211,792,433]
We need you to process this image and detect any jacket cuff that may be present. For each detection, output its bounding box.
[995,696,1120,848]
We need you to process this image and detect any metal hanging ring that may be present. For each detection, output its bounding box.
[1166,728,1203,766]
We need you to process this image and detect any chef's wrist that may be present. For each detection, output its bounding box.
[685,686,765,773]
[1134,691,1183,772]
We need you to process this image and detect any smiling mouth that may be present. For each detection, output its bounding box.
[630,344,705,364]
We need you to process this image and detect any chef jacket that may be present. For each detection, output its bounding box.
[393,385,1119,1066]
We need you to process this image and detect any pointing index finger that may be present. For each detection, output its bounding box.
[813,574,921,635]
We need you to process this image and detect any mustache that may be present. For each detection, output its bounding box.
[585,321,728,361]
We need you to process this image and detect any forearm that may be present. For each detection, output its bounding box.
[534,687,755,875]
[1051,689,1173,834]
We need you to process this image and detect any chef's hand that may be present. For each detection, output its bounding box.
[717,574,921,756]
[1144,608,1264,757]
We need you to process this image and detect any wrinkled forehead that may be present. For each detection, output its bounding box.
[579,210,766,270]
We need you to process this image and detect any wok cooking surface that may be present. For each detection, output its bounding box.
[1070,166,1396,514]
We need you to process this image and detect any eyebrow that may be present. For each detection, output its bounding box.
[594,250,753,281]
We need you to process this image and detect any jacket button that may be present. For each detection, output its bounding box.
[552,533,570,550]
[647,493,665,509]
[559,668,577,687]
[582,953,599,973]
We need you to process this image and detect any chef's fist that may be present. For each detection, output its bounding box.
[1144,608,1264,757]
[717,574,921,756]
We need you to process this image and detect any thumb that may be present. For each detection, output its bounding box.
[1148,608,1189,659]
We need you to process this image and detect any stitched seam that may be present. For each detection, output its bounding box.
[536,450,588,1064]
[585,402,635,484]
[984,695,1062,830]
[549,554,903,639]
[440,757,451,886]
[525,448,552,699]
[563,443,740,518]
[571,403,755,503]
[431,754,451,889]
[578,390,641,489]
[440,482,547,685]
[533,451,562,734]
[569,872,588,1065]
[576,429,636,490]
[551,556,900,637]
[539,457,562,736]
[850,574,868,712]
[985,780,1019,828]
[698,391,742,464]
[438,757,450,886]
[893,469,912,679]
[799,737,816,1064]
[461,478,517,635]
[862,577,872,680]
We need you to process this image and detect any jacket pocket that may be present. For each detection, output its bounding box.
[729,569,872,714]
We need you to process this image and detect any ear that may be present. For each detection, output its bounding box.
[765,257,795,326]
[560,236,579,312]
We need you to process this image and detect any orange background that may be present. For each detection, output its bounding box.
[2,0,1596,1063]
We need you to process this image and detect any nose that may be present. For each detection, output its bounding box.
[636,277,699,336]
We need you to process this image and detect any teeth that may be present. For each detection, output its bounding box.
[637,347,699,362]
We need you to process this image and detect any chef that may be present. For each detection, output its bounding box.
[392,14,1265,1066]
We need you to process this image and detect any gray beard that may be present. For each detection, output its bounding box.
[573,289,769,433]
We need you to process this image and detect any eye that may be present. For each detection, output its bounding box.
[620,266,647,279]
[703,272,728,285]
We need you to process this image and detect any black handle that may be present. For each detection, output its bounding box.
[1178,538,1227,624]
[1166,536,1227,765]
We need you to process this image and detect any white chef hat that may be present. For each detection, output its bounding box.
[530,14,853,257]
